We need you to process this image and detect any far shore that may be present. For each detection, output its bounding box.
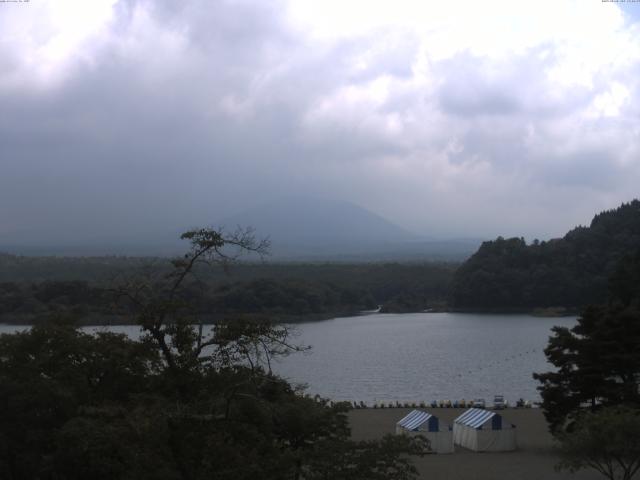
[0,305,582,326]
[419,307,579,317]
[348,407,600,480]
[0,310,364,327]
[377,304,580,316]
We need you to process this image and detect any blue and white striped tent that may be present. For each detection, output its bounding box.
[453,408,516,452]
[397,410,439,432]
[396,410,453,454]
[455,408,502,429]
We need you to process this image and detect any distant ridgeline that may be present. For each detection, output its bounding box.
[451,200,640,312]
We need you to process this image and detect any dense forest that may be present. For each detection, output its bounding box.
[451,200,640,311]
[3,200,639,320]
[0,259,455,324]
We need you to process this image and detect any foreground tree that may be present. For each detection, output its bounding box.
[0,228,426,480]
[0,322,163,479]
[533,303,640,431]
[534,251,640,432]
[556,407,640,480]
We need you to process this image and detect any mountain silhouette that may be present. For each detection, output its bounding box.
[218,196,416,250]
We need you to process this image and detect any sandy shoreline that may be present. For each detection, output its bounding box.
[348,408,601,480]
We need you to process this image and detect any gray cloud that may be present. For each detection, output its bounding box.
[436,53,524,117]
[1,0,639,247]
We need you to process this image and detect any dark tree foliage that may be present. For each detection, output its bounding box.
[556,406,640,480]
[0,281,110,323]
[534,250,640,433]
[451,200,640,310]
[0,228,426,480]
[0,253,149,283]
[0,262,455,323]
[205,278,377,316]
[0,323,162,479]
[0,278,375,324]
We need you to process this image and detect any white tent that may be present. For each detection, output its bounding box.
[453,408,516,452]
[396,410,454,454]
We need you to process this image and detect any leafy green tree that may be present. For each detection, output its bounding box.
[0,227,426,480]
[556,406,640,480]
[452,200,640,311]
[533,304,640,431]
[0,322,161,479]
[534,251,640,432]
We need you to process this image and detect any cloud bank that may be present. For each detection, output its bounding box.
[1,0,639,246]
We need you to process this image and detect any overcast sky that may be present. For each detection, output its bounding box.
[1,0,639,245]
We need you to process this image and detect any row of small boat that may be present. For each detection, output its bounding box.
[345,399,534,409]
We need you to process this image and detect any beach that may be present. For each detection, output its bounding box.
[348,408,602,480]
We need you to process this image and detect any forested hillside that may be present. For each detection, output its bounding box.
[0,261,456,323]
[451,200,640,311]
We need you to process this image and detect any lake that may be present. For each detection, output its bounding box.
[273,312,576,405]
[0,312,575,405]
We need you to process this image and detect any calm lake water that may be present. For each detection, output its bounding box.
[0,312,576,405]
[273,312,576,404]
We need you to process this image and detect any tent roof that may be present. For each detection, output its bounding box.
[397,410,434,430]
[454,408,497,429]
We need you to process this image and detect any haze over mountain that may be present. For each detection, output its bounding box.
[216,196,480,260]
[0,196,481,260]
[219,196,413,244]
